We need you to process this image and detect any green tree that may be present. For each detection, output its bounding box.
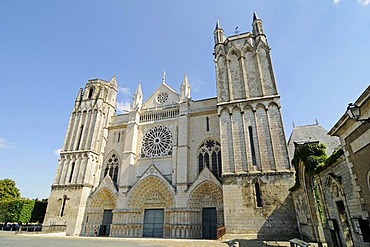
[0,200,11,222]
[0,179,20,201]
[0,199,35,223]
[18,199,35,223]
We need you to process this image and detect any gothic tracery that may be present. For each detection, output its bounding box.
[140,126,173,158]
[198,139,222,178]
[103,153,119,184]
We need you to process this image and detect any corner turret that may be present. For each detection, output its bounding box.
[252,11,266,42]
[213,20,225,45]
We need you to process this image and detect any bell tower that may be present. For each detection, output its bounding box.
[214,13,297,238]
[43,77,117,235]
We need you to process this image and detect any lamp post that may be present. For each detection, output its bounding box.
[346,103,370,124]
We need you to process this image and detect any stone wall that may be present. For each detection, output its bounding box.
[223,173,297,240]
[316,157,360,246]
[43,185,92,235]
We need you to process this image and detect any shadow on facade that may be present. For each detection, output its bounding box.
[257,194,300,241]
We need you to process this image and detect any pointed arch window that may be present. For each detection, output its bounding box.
[103,153,119,185]
[197,139,222,179]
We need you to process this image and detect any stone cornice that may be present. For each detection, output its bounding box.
[222,170,293,178]
[217,95,280,107]
[59,150,99,156]
[51,184,94,190]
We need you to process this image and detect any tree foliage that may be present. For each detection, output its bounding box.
[291,143,327,175]
[19,199,35,223]
[290,143,344,192]
[0,178,46,224]
[0,199,35,223]
[0,179,20,201]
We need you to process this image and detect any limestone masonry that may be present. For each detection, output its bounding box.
[43,12,298,239]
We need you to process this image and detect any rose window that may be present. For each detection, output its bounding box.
[156,92,168,104]
[140,126,173,158]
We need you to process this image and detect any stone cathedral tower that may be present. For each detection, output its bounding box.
[214,13,297,238]
[43,77,117,235]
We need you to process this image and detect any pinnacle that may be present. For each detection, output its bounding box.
[253,10,259,21]
[162,71,166,84]
[215,20,220,30]
[110,75,117,86]
[182,73,189,85]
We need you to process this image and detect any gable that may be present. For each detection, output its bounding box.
[142,83,179,109]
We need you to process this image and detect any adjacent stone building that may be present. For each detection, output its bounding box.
[43,13,298,239]
[289,86,370,247]
[287,124,340,244]
[326,85,370,246]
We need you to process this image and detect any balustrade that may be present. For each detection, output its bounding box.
[140,108,179,123]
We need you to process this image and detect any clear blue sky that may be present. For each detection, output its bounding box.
[0,0,369,199]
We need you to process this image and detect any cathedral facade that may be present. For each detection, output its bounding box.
[43,13,298,239]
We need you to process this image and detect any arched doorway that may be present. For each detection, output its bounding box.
[188,181,223,239]
[85,188,116,236]
[127,176,175,238]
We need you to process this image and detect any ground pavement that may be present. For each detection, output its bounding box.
[0,231,304,247]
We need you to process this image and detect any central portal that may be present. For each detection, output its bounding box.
[143,209,164,237]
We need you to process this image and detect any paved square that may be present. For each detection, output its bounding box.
[0,232,294,247]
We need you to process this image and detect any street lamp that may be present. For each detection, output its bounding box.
[346,103,370,124]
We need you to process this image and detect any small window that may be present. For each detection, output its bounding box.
[248,126,257,166]
[68,162,75,183]
[117,132,121,143]
[206,117,210,132]
[60,195,67,217]
[88,88,94,99]
[76,125,84,150]
[255,182,263,207]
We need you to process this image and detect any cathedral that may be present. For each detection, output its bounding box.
[43,12,298,239]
